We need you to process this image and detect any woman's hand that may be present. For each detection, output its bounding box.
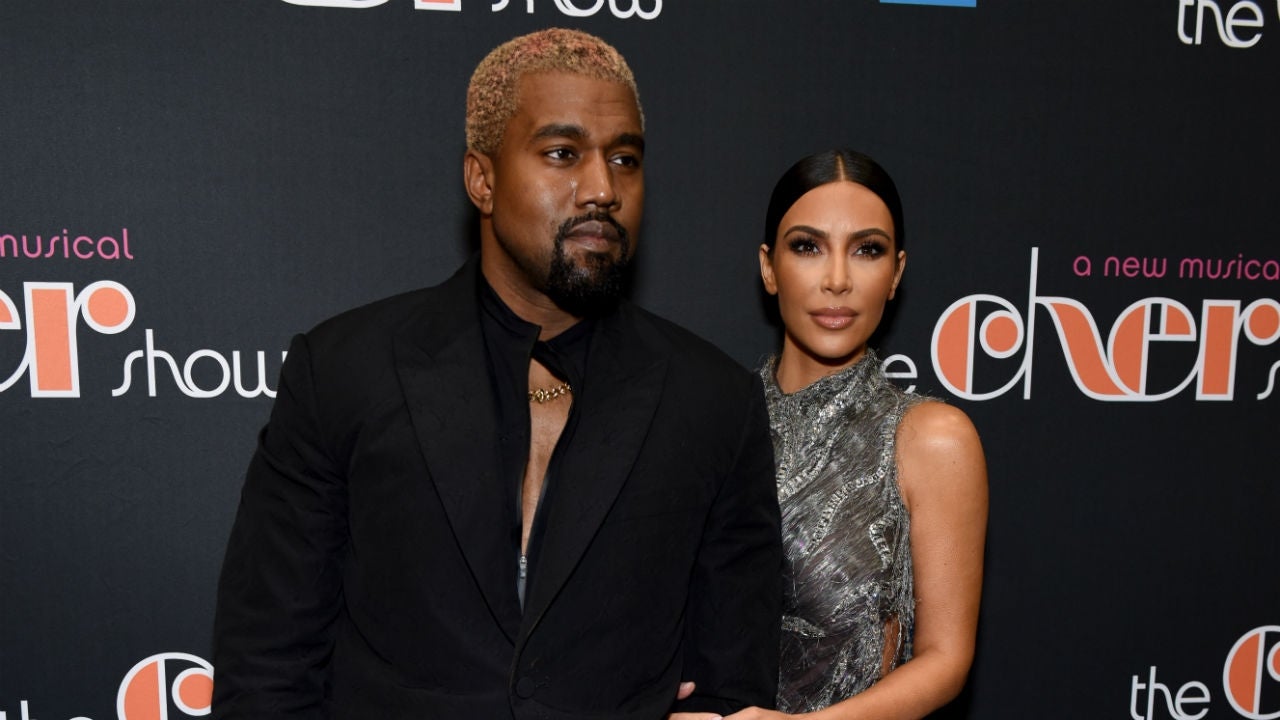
[722,708,805,719]
[668,681,724,720]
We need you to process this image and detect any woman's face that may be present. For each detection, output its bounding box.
[759,181,905,385]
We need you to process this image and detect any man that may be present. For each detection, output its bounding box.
[212,28,781,720]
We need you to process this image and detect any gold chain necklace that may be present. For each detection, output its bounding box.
[528,381,572,404]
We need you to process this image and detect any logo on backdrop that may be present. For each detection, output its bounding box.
[1224,626,1280,719]
[1177,0,1280,48]
[927,247,1280,402]
[118,653,214,720]
[1,229,283,400]
[0,652,212,720]
[6,236,1277,402]
[880,0,976,7]
[1130,625,1280,719]
[280,0,661,20]
[1,229,135,262]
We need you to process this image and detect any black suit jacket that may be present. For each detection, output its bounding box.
[212,261,782,719]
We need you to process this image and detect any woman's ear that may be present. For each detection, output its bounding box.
[463,150,496,214]
[889,250,907,300]
[759,244,779,295]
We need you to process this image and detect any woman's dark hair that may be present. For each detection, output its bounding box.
[763,149,905,252]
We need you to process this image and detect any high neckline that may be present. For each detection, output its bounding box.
[763,348,881,402]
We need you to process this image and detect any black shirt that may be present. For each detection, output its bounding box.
[477,277,592,608]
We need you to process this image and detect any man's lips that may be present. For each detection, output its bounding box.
[565,220,621,248]
[810,307,856,330]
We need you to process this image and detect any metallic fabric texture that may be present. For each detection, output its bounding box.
[760,349,921,712]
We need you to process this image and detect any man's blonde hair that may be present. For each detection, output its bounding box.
[465,28,643,155]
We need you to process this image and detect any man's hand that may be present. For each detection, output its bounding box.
[667,681,723,720]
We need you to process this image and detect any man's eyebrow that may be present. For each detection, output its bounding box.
[531,123,586,142]
[615,133,645,153]
[529,125,645,153]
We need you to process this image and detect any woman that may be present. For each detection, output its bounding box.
[730,149,988,719]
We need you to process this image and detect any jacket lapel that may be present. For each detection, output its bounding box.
[521,305,668,632]
[394,263,523,642]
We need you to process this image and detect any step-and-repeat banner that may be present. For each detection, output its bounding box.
[2,1,1276,718]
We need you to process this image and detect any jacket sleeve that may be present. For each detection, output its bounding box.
[674,379,782,714]
[211,333,348,719]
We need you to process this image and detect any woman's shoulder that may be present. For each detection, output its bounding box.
[898,399,979,445]
[894,399,987,507]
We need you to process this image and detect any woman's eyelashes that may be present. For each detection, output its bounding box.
[785,235,889,258]
[854,239,888,257]
[787,235,821,255]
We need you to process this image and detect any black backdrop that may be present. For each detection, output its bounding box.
[2,2,1278,718]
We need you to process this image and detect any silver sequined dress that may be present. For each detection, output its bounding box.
[760,349,921,713]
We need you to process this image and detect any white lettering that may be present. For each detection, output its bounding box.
[282,0,390,7]
[145,329,185,396]
[1174,682,1210,720]
[553,0,603,16]
[112,349,144,397]
[1258,360,1280,399]
[1178,0,1265,47]
[113,330,282,399]
[413,0,461,9]
[183,349,231,398]
[881,353,918,394]
[608,0,660,19]
[0,702,88,720]
[232,350,279,398]
[282,0,658,16]
[1129,666,1212,720]
[1225,0,1264,46]
[0,288,25,394]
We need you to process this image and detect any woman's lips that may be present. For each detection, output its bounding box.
[811,307,856,330]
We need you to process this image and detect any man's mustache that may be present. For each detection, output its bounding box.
[557,212,630,247]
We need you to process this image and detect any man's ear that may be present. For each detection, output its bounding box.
[463,149,496,214]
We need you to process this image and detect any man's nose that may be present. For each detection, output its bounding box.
[576,154,618,209]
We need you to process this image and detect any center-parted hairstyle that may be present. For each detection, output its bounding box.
[764,149,905,253]
[466,28,643,155]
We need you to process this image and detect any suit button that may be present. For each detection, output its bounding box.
[515,676,536,698]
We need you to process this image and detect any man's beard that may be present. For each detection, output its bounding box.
[544,212,632,318]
